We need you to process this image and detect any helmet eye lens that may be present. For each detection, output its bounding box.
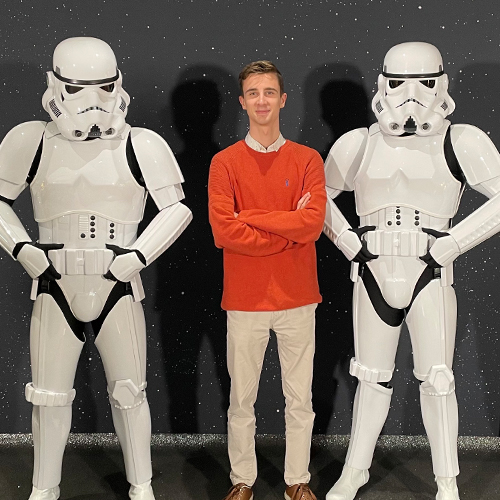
[65,85,83,94]
[419,79,436,88]
[388,80,404,89]
[100,83,115,93]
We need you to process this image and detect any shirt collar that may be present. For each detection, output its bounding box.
[245,132,286,153]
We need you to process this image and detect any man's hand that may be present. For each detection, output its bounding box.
[296,192,311,210]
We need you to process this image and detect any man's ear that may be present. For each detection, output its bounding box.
[280,92,287,108]
[239,95,246,110]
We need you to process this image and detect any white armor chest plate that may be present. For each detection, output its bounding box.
[31,132,146,223]
[354,126,462,218]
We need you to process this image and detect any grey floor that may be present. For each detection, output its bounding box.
[0,434,499,500]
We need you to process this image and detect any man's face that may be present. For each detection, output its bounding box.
[239,73,287,128]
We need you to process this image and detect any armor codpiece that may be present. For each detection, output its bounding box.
[324,41,500,500]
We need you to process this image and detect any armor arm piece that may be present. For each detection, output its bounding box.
[0,122,47,256]
[107,202,193,282]
[236,151,327,244]
[130,127,185,209]
[208,156,295,257]
[130,202,192,266]
[428,126,500,267]
[430,188,500,266]
[324,128,368,191]
[324,194,361,260]
[323,128,370,261]
[451,124,500,187]
[0,121,46,200]
[0,201,32,256]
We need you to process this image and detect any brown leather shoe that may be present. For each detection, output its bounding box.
[285,483,317,500]
[222,483,253,500]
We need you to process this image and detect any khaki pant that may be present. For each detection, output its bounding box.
[227,304,317,487]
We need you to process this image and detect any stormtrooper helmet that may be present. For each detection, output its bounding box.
[42,37,130,141]
[372,42,455,136]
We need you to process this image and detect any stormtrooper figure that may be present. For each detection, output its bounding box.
[0,38,192,500]
[323,42,500,500]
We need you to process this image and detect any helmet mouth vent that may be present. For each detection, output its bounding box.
[404,117,417,134]
[88,125,102,137]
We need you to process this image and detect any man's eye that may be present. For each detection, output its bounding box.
[65,85,83,94]
[388,80,404,89]
[419,79,436,88]
[100,83,115,92]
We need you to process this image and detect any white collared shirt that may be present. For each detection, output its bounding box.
[245,132,286,153]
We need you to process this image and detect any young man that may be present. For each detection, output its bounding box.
[208,61,326,500]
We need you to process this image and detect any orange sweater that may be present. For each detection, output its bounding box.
[208,140,326,311]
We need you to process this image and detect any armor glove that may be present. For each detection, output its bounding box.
[337,226,379,264]
[420,228,460,268]
[104,244,146,282]
[13,242,63,280]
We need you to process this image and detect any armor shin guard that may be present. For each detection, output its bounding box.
[32,405,73,490]
[110,397,153,486]
[346,381,393,470]
[420,384,459,477]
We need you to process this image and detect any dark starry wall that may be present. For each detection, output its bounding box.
[0,0,499,436]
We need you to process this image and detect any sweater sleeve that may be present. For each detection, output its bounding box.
[208,155,294,257]
[237,150,327,244]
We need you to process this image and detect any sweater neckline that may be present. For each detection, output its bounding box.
[242,138,291,155]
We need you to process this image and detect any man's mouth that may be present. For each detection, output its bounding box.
[396,98,426,108]
[78,106,110,114]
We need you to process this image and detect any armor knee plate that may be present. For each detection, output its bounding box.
[108,379,147,410]
[25,382,76,407]
[349,358,393,383]
[420,364,455,396]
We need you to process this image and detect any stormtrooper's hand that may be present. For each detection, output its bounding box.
[104,244,146,282]
[13,242,63,280]
[337,226,378,263]
[420,228,460,268]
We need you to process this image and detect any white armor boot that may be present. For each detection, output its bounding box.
[323,41,500,500]
[325,466,368,500]
[436,477,460,500]
[129,481,155,500]
[0,37,192,500]
[28,487,60,500]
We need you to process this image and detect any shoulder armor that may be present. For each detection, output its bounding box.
[368,123,380,136]
[325,127,368,191]
[0,121,47,186]
[130,127,184,191]
[44,121,61,139]
[450,124,500,186]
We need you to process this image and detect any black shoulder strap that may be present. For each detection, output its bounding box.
[444,125,466,186]
[26,137,44,185]
[126,133,146,188]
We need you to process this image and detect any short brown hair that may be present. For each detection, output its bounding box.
[239,60,284,96]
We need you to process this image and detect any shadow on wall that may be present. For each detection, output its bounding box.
[298,63,373,433]
[449,62,500,437]
[150,65,240,432]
